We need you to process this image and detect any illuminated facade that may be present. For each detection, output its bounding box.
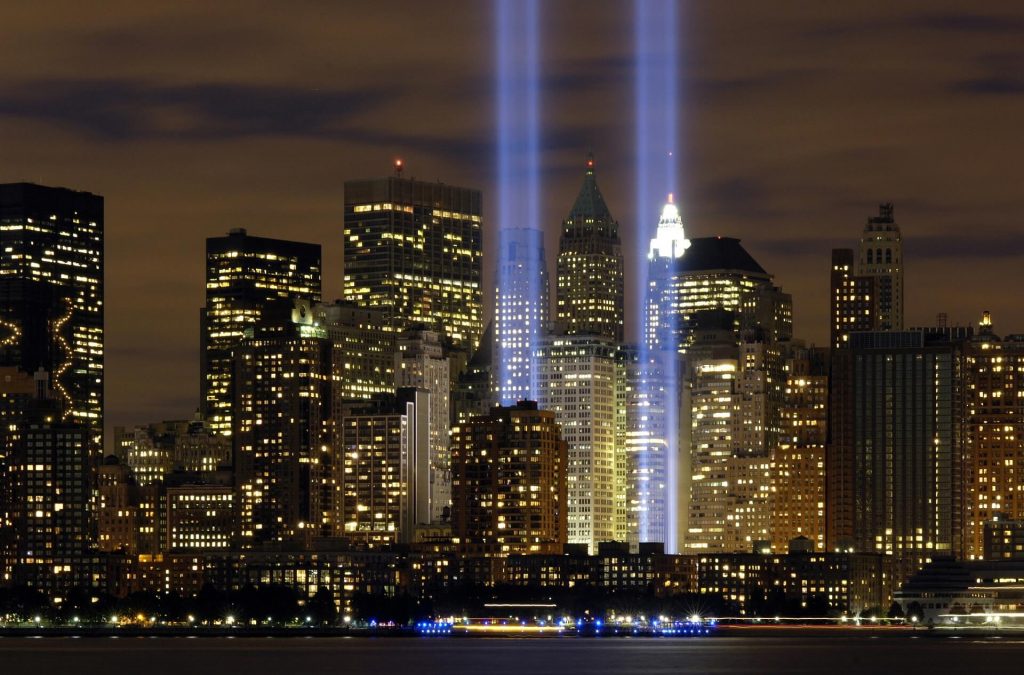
[963,315,1024,559]
[555,156,624,341]
[647,234,792,353]
[827,328,968,569]
[830,203,904,348]
[343,175,483,350]
[233,299,333,546]
[633,197,690,551]
[2,394,101,593]
[314,300,395,407]
[339,389,430,547]
[113,416,229,484]
[537,334,620,553]
[494,227,549,404]
[202,228,321,436]
[769,345,828,552]
[395,328,451,523]
[451,402,567,556]
[683,329,777,554]
[0,183,103,446]
[165,485,234,551]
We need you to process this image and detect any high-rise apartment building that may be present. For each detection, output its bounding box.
[963,314,1024,559]
[451,402,567,556]
[683,326,778,554]
[314,300,395,407]
[830,203,904,348]
[338,388,430,547]
[343,172,483,350]
[1,392,100,593]
[827,328,967,570]
[202,228,321,436]
[0,183,103,445]
[769,345,828,552]
[555,156,624,341]
[537,333,620,553]
[395,328,450,523]
[233,299,333,545]
[494,227,550,404]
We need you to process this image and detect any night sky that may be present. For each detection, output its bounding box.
[2,1,1023,436]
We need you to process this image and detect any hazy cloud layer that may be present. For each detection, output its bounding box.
[1,0,1023,440]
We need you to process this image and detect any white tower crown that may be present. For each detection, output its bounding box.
[648,194,690,260]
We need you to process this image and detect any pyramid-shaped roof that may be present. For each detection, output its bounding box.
[568,154,614,223]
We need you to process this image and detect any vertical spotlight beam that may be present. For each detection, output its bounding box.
[634,0,681,552]
[494,0,544,405]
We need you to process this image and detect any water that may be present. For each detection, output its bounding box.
[2,636,1023,674]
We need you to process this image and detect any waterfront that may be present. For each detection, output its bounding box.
[3,636,1024,674]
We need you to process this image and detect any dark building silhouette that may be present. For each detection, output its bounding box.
[827,328,969,577]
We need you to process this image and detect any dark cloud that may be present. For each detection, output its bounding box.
[1,0,1023,436]
[0,79,396,140]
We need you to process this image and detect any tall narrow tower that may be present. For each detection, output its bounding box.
[494,227,549,405]
[857,203,903,331]
[555,155,624,341]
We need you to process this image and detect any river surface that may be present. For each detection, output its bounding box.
[2,636,1023,674]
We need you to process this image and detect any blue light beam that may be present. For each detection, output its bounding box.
[494,0,547,406]
[634,0,683,552]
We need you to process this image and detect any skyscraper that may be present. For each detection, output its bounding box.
[0,183,103,444]
[827,328,967,571]
[646,232,793,353]
[494,227,549,404]
[632,196,691,551]
[859,203,903,331]
[537,333,619,553]
[963,313,1024,559]
[314,300,395,405]
[202,228,321,436]
[830,203,904,348]
[555,156,624,341]
[343,171,483,350]
[394,328,451,523]
[769,344,828,552]
[339,388,430,547]
[0,376,100,593]
[451,402,567,556]
[683,324,778,554]
[233,299,333,545]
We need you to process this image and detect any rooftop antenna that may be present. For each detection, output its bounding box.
[394,158,404,177]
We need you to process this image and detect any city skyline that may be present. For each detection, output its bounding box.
[10,5,1024,660]
[4,2,1024,432]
